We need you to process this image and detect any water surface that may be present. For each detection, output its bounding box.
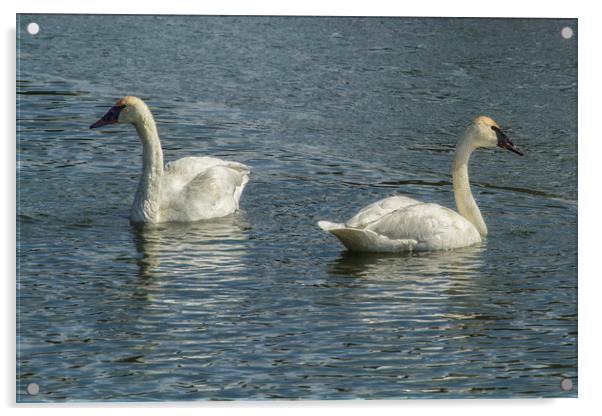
[17,15,577,401]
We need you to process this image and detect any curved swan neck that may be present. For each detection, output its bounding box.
[135,115,163,172]
[452,132,488,236]
[131,109,164,223]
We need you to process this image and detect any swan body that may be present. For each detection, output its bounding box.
[318,116,522,252]
[91,96,250,223]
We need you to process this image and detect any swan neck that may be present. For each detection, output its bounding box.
[135,119,163,173]
[132,111,164,223]
[452,134,488,236]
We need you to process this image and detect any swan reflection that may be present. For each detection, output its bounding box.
[326,245,492,323]
[328,244,485,296]
[131,213,251,279]
[328,244,486,282]
[92,214,252,368]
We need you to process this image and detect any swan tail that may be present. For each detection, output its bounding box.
[228,163,250,210]
[317,220,344,231]
[319,222,418,253]
[233,170,250,209]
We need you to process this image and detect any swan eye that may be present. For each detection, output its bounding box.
[491,125,505,140]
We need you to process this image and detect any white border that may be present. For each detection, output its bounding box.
[5,0,583,17]
[3,1,600,415]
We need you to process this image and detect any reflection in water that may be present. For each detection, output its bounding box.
[326,245,490,327]
[17,15,577,400]
[131,214,251,279]
[123,214,253,322]
[318,245,526,400]
[328,244,486,280]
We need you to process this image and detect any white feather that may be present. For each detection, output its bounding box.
[93,97,250,223]
[318,115,520,252]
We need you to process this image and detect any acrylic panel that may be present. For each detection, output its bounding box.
[16,14,577,401]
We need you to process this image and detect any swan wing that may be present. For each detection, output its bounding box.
[364,203,481,250]
[345,195,422,228]
[324,226,418,252]
[319,201,481,252]
[163,157,250,221]
[165,156,232,184]
[183,163,250,210]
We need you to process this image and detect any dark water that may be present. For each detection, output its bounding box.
[16,15,577,401]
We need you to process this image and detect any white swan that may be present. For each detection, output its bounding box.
[90,96,250,223]
[318,115,523,252]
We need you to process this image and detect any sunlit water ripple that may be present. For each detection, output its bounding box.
[17,15,577,401]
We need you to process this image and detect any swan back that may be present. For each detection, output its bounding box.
[345,195,421,228]
[161,157,251,222]
[319,201,481,253]
[365,203,481,250]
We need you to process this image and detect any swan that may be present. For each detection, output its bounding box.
[90,96,250,223]
[317,115,523,252]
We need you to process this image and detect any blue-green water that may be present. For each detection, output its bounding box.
[17,15,577,401]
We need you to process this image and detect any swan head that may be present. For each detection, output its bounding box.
[90,96,149,129]
[468,115,523,156]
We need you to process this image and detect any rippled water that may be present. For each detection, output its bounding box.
[17,15,577,401]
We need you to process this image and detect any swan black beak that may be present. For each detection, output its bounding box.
[90,105,126,129]
[492,126,523,156]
